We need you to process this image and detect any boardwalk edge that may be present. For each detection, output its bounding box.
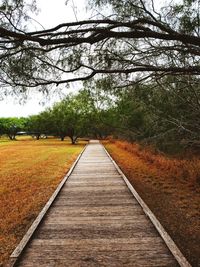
[102,144,192,267]
[8,144,88,267]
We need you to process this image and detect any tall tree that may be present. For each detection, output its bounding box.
[26,111,52,139]
[48,90,94,143]
[0,117,27,139]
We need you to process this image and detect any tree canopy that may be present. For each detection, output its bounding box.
[0,117,27,139]
[0,0,199,95]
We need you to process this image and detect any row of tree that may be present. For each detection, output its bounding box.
[1,77,200,152]
[0,90,114,143]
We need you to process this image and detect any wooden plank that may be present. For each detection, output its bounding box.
[19,250,177,261]
[52,192,133,200]
[53,195,137,201]
[56,192,134,198]
[42,219,152,227]
[30,237,168,251]
[36,222,157,232]
[47,205,143,215]
[61,186,128,192]
[34,226,158,239]
[65,180,125,186]
[69,174,119,179]
[44,215,151,223]
[44,218,151,228]
[18,250,179,267]
[71,172,119,176]
[45,211,146,218]
[17,259,178,267]
[51,199,138,207]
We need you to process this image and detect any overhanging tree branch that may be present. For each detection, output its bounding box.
[1,20,200,46]
[0,0,200,90]
[3,65,199,88]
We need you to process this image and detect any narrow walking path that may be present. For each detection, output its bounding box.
[11,141,184,266]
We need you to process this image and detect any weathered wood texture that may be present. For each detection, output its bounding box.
[13,141,182,266]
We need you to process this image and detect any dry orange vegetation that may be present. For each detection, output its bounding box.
[0,138,85,266]
[104,140,200,267]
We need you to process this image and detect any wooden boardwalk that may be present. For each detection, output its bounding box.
[11,141,188,266]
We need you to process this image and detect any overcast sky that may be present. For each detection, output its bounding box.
[0,0,88,118]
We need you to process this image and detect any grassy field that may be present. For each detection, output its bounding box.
[104,140,200,267]
[0,137,85,266]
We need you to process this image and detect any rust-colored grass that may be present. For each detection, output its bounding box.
[104,140,200,267]
[0,138,85,266]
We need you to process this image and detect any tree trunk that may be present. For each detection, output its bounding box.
[61,136,65,141]
[69,136,76,144]
[8,134,15,140]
